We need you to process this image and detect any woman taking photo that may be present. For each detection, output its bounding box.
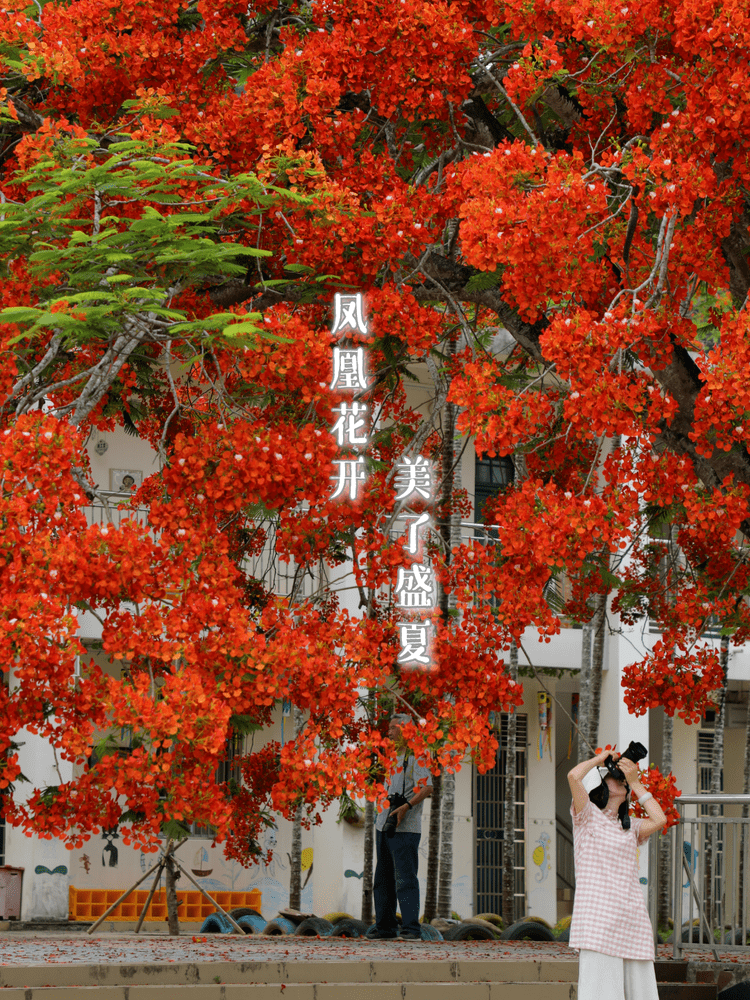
[567,748,667,1000]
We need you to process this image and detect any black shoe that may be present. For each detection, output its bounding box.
[399,931,422,940]
[369,929,398,939]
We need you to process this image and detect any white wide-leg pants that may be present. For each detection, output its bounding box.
[578,949,659,1000]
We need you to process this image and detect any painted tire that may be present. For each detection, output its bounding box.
[236,913,267,934]
[419,923,444,941]
[443,923,496,941]
[329,917,369,938]
[229,907,264,920]
[199,913,236,934]
[262,917,297,936]
[295,916,334,937]
[500,920,555,942]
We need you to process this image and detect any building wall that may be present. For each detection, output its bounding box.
[10,416,740,926]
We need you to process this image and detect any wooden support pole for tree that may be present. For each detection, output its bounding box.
[170,855,246,934]
[134,857,166,934]
[86,857,168,935]
[86,837,189,936]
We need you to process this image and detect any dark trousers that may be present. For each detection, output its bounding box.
[373,828,421,936]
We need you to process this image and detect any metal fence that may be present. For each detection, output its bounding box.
[647,794,750,960]
[84,492,149,530]
[83,499,316,602]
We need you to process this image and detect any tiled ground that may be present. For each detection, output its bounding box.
[0,935,747,967]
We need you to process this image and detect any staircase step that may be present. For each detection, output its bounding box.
[0,959,579,990]
[0,985,585,1000]
[656,962,691,983]
[657,986,718,1000]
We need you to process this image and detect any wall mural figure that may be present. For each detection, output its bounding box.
[192,846,213,877]
[533,831,551,882]
[101,827,119,868]
[262,829,286,879]
[32,861,68,919]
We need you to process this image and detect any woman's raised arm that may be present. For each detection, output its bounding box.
[568,749,611,815]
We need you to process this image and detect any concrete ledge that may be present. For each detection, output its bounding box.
[0,983,580,1000]
[0,959,579,989]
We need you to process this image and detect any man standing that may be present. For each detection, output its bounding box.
[372,713,433,940]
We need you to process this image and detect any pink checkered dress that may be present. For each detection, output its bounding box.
[568,798,655,960]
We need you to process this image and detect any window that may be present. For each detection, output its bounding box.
[189,732,244,837]
[474,454,514,523]
[474,713,527,921]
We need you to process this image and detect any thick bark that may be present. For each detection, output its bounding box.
[361,689,376,925]
[437,766,455,918]
[361,798,375,924]
[577,594,607,765]
[423,767,442,923]
[589,593,607,746]
[576,622,593,764]
[740,688,750,908]
[288,705,304,910]
[707,636,729,926]
[657,710,673,930]
[164,848,181,936]
[502,642,519,926]
[433,344,462,921]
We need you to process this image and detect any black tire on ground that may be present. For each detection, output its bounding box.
[419,923,444,941]
[680,924,710,944]
[229,908,264,921]
[199,913,234,934]
[556,927,570,942]
[443,923,497,941]
[262,918,295,936]
[329,918,369,938]
[500,920,555,942]
[719,982,750,999]
[295,916,334,937]
[723,929,746,945]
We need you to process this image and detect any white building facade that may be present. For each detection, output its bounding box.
[5,414,746,930]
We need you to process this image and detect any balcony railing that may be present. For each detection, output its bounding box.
[83,499,314,602]
[84,491,149,530]
[645,794,750,959]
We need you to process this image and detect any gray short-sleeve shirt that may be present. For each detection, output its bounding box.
[375,752,433,834]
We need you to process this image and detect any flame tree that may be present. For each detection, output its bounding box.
[0,0,746,871]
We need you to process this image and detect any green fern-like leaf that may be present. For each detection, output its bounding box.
[464,269,502,292]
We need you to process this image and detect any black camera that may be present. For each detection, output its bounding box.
[604,740,648,783]
[383,793,410,838]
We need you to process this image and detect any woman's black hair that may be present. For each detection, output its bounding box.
[588,771,631,830]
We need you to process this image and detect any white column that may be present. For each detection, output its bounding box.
[6,729,73,921]
[525,679,557,924]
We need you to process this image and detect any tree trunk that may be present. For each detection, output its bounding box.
[577,621,592,763]
[739,683,750,912]
[502,642,519,926]
[437,766,455,918]
[289,705,304,910]
[423,767,442,922]
[164,847,181,936]
[589,591,606,746]
[434,350,461,922]
[707,636,729,928]
[360,688,376,925]
[361,798,374,924]
[577,593,606,763]
[657,710,673,930]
